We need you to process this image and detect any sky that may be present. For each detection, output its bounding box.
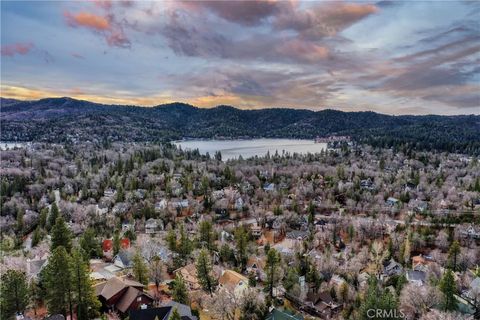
[1,0,479,115]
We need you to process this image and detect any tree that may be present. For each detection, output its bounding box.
[439,269,457,311]
[71,249,101,320]
[80,228,101,259]
[47,202,59,231]
[196,249,217,295]
[150,255,163,291]
[29,279,42,316]
[31,227,43,247]
[113,231,121,256]
[132,252,149,285]
[43,246,74,318]
[170,307,181,320]
[178,224,193,263]
[0,270,29,318]
[235,227,249,271]
[447,240,460,272]
[283,268,299,294]
[166,228,177,252]
[171,274,189,305]
[265,248,281,301]
[239,289,266,320]
[51,216,72,253]
[198,220,216,251]
[358,277,399,320]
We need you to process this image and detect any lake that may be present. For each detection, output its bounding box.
[174,139,328,160]
[0,142,31,150]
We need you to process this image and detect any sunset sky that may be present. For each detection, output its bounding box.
[1,0,479,115]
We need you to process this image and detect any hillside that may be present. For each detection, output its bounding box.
[1,97,479,154]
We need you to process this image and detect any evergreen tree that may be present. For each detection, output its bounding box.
[171,274,189,305]
[43,246,74,318]
[80,228,101,259]
[51,216,72,253]
[132,252,149,285]
[265,248,281,301]
[283,268,299,294]
[178,224,193,263]
[113,231,121,256]
[166,228,177,252]
[47,202,59,231]
[29,279,42,316]
[150,255,163,291]
[447,240,461,272]
[358,277,399,320]
[440,269,457,311]
[31,227,42,247]
[235,227,248,271]
[198,220,215,251]
[71,249,101,320]
[195,249,217,295]
[0,270,29,319]
[39,207,48,229]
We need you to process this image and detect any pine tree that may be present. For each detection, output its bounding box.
[171,274,189,305]
[447,240,461,272]
[43,246,74,318]
[265,248,281,301]
[31,227,42,247]
[196,249,217,295]
[0,270,29,318]
[71,249,101,320]
[51,216,72,253]
[283,268,299,294]
[166,228,177,252]
[47,202,59,231]
[80,228,101,259]
[113,231,121,256]
[440,269,457,311]
[132,252,149,285]
[178,224,193,263]
[235,227,249,272]
[198,220,215,251]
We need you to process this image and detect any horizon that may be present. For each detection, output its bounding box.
[3,95,480,117]
[1,1,479,115]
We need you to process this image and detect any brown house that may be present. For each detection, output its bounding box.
[94,277,153,314]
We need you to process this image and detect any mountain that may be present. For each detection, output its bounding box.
[1,97,479,154]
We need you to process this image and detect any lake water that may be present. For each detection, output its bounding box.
[174,139,328,160]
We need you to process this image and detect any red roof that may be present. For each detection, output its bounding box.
[120,238,130,249]
[103,239,113,252]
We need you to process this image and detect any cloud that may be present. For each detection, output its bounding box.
[64,11,110,30]
[276,39,329,63]
[181,0,294,26]
[64,10,130,48]
[1,42,34,57]
[274,2,378,39]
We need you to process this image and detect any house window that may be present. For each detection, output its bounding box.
[137,297,142,302]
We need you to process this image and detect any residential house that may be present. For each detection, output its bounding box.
[412,254,431,272]
[246,256,266,281]
[174,264,201,290]
[305,290,342,319]
[114,250,134,269]
[218,270,249,298]
[250,224,262,238]
[265,308,303,320]
[263,183,276,192]
[104,188,117,199]
[406,270,426,286]
[383,259,403,277]
[113,203,130,215]
[122,220,135,233]
[129,302,197,320]
[286,230,309,241]
[94,276,153,315]
[155,199,168,211]
[386,197,399,207]
[26,253,49,279]
[145,218,163,234]
[461,225,480,239]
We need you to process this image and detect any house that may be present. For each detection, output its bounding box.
[235,197,244,211]
[286,230,309,241]
[360,179,375,191]
[95,277,152,315]
[145,218,163,234]
[465,277,480,300]
[383,259,403,277]
[265,308,303,320]
[461,225,480,239]
[386,197,399,206]
[155,199,168,211]
[113,203,130,215]
[26,253,49,279]
[218,270,249,298]
[104,188,117,199]
[95,204,108,215]
[305,290,342,319]
[122,221,135,233]
[129,302,197,320]
[406,270,426,286]
[413,201,428,214]
[263,183,276,192]
[174,264,201,290]
[250,224,262,238]
[246,256,266,281]
[114,250,134,269]
[412,254,431,272]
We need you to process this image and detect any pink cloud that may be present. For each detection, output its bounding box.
[1,42,35,57]
[277,39,329,62]
[64,11,110,31]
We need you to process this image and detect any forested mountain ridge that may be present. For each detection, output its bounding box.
[1,97,479,154]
